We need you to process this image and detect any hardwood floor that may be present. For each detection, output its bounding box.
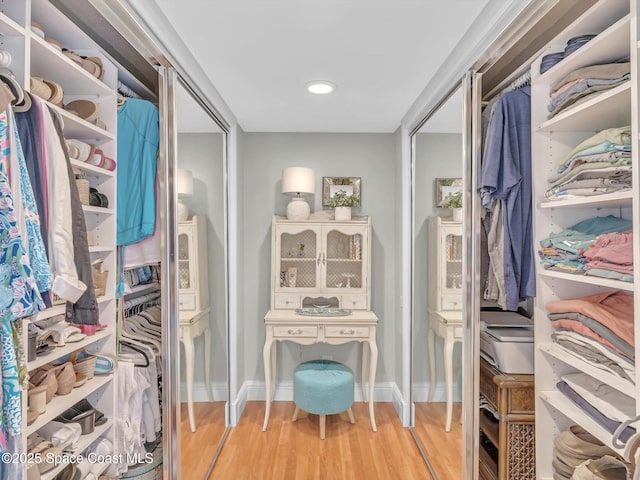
[180,401,227,479]
[210,401,431,480]
[413,402,463,480]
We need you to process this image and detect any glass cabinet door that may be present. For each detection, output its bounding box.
[323,226,366,292]
[276,227,319,291]
[443,229,463,294]
[178,230,192,290]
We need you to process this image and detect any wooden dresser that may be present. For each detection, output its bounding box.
[479,358,535,480]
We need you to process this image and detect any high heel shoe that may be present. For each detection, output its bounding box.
[28,383,47,415]
[30,368,57,403]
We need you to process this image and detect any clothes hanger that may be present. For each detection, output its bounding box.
[120,340,150,367]
[121,325,161,353]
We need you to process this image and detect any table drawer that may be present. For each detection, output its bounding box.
[273,325,318,338]
[325,326,369,338]
[341,295,367,309]
[179,294,196,310]
[274,294,300,309]
[442,295,462,310]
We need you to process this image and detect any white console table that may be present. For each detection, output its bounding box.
[180,307,212,432]
[427,309,462,432]
[262,309,378,432]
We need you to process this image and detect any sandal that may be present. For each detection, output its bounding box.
[37,420,82,450]
[38,362,76,396]
[57,398,107,427]
[30,368,58,403]
[27,433,63,474]
[49,323,87,347]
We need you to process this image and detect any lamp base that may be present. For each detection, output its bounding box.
[178,200,189,221]
[287,197,311,220]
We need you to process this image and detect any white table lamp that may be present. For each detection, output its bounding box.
[177,168,194,221]
[281,167,315,220]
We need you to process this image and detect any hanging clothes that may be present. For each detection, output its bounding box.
[3,109,53,297]
[33,96,87,303]
[116,98,159,246]
[479,86,535,311]
[49,110,99,325]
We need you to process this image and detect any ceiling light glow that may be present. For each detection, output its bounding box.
[306,81,336,94]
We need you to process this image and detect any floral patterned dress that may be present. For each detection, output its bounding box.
[0,109,43,450]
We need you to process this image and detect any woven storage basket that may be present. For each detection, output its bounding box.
[75,174,90,205]
[69,350,97,380]
[93,270,108,297]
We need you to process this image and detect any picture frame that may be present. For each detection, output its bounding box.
[435,178,463,206]
[322,177,361,206]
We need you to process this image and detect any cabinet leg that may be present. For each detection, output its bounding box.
[361,341,369,402]
[183,335,196,433]
[204,325,213,402]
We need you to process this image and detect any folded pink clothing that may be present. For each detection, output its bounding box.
[546,291,634,347]
[551,318,628,358]
[586,260,633,274]
[584,230,633,265]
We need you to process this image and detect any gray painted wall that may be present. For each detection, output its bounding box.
[239,132,398,390]
[414,132,463,398]
[178,132,227,395]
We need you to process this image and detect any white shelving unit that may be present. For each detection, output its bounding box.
[0,0,120,476]
[530,0,639,477]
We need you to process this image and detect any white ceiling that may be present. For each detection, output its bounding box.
[153,0,489,133]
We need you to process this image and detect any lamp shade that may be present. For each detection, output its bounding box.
[177,168,194,198]
[281,167,315,196]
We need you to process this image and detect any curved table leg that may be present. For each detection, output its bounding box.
[262,340,273,431]
[367,339,378,432]
[183,333,196,433]
[204,324,214,403]
[361,341,369,402]
[444,336,454,433]
[427,327,436,402]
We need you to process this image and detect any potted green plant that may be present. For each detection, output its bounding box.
[327,189,359,221]
[441,191,463,221]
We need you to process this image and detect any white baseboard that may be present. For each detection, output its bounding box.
[391,383,410,427]
[412,381,461,403]
[240,380,397,402]
[179,381,228,403]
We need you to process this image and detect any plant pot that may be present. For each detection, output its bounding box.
[452,208,463,221]
[334,206,352,221]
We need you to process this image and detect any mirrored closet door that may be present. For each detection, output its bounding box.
[411,85,465,479]
[174,80,230,479]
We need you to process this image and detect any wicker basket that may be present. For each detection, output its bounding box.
[93,270,108,297]
[69,349,97,380]
[75,174,90,205]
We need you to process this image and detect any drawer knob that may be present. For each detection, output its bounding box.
[340,329,355,335]
[288,328,303,334]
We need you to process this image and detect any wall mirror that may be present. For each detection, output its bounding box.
[411,84,464,479]
[175,80,229,479]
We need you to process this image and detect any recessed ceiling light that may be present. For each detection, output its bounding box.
[306,81,336,95]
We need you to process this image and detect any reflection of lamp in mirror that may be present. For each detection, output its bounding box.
[177,168,193,221]
[281,167,315,220]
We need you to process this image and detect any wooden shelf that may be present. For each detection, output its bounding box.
[40,420,113,480]
[538,342,635,397]
[82,205,115,215]
[28,325,114,372]
[88,246,113,254]
[538,191,633,209]
[537,82,631,132]
[538,14,630,86]
[30,34,112,96]
[26,374,113,435]
[539,390,626,458]
[0,11,26,36]
[53,105,115,145]
[537,269,634,291]
[479,410,499,448]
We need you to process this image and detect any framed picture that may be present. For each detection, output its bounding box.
[322,177,361,206]
[435,178,463,206]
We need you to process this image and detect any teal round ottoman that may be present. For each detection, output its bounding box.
[292,360,355,439]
